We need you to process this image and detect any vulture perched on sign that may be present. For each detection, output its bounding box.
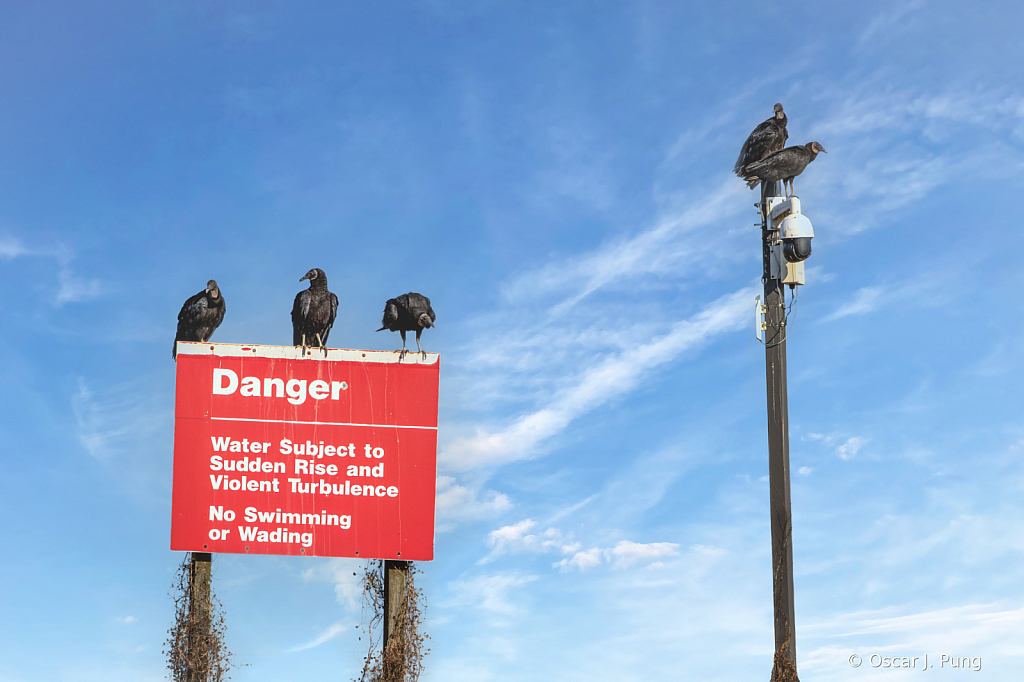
[743,142,828,197]
[377,292,435,359]
[173,280,225,359]
[291,268,338,356]
[734,103,789,177]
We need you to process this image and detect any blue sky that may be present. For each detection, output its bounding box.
[1,1,1023,680]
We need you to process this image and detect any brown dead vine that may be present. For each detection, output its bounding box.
[164,553,237,682]
[356,561,430,682]
[769,518,800,682]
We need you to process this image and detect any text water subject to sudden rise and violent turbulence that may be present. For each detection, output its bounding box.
[204,434,400,549]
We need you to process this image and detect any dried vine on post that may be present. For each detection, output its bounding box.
[356,561,430,682]
[164,553,236,682]
[769,522,799,682]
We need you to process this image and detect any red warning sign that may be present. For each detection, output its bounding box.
[170,342,439,560]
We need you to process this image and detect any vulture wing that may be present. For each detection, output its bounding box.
[292,290,311,346]
[322,292,339,345]
[178,291,209,324]
[734,119,787,176]
[379,299,400,331]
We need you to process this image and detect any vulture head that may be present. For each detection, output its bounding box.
[300,268,327,285]
[808,141,827,155]
[773,103,785,119]
[206,280,221,299]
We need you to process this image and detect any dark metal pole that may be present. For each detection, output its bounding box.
[761,181,797,673]
[188,552,212,682]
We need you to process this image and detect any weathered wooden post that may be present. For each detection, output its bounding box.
[760,180,800,681]
[383,560,409,678]
[188,551,212,682]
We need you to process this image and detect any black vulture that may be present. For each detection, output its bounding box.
[377,292,435,359]
[173,280,225,359]
[743,142,828,197]
[291,268,338,356]
[734,103,788,177]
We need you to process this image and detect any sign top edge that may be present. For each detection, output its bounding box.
[175,342,439,365]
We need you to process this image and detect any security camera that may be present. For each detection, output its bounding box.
[769,197,814,263]
[780,212,813,262]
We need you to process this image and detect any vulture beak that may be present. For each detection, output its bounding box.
[376,325,388,332]
[299,274,310,282]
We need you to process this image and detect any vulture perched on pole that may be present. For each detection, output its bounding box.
[377,292,435,359]
[173,280,225,359]
[734,103,788,177]
[292,268,338,356]
[743,142,828,197]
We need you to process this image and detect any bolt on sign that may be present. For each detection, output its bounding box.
[171,342,439,560]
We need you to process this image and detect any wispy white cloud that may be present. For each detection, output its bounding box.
[287,622,347,652]
[554,540,681,572]
[300,558,363,610]
[71,377,171,499]
[448,573,539,619]
[481,519,577,563]
[801,603,1024,676]
[807,433,870,460]
[0,234,27,259]
[609,540,681,569]
[553,547,604,572]
[502,178,747,308]
[858,0,927,45]
[0,233,101,305]
[55,265,102,305]
[435,476,513,532]
[825,286,883,320]
[443,287,753,472]
[837,436,869,460]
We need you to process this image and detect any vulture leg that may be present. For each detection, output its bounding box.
[416,328,425,359]
[315,333,327,357]
[399,330,408,361]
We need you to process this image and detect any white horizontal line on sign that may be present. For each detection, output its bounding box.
[210,417,438,430]
[175,341,439,365]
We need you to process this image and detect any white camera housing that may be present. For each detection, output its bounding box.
[768,196,814,264]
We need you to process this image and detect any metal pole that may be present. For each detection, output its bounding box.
[761,181,797,671]
[383,560,409,674]
[188,552,212,682]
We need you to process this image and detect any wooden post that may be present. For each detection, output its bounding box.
[188,552,212,682]
[383,560,409,677]
[383,560,409,646]
[761,181,798,673]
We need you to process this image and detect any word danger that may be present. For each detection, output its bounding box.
[212,368,348,405]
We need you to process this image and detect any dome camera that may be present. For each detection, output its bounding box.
[780,213,813,263]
